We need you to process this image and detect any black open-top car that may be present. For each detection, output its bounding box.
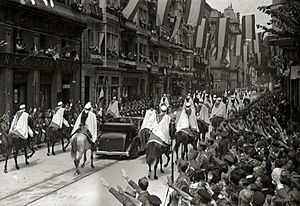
[95,117,143,158]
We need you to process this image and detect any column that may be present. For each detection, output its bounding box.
[0,67,13,115]
[27,69,40,109]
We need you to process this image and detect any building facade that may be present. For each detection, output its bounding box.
[0,0,86,114]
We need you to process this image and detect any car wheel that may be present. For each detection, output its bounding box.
[129,139,140,159]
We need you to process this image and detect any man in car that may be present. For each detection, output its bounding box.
[71,102,97,151]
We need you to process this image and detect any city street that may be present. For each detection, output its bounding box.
[0,144,173,206]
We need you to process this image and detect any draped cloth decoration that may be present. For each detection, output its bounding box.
[184,0,205,27]
[171,15,182,38]
[234,34,242,56]
[156,0,172,26]
[242,15,256,40]
[195,18,208,49]
[215,17,230,60]
[122,0,141,21]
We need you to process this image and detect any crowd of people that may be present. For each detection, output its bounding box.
[99,90,300,206]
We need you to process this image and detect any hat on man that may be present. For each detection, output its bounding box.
[84,102,92,110]
[213,95,217,99]
[160,105,167,112]
[19,104,26,110]
[57,101,63,106]
[199,98,204,103]
[217,97,222,101]
[138,176,149,188]
[113,96,117,100]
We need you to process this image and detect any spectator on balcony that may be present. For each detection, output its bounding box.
[16,39,26,54]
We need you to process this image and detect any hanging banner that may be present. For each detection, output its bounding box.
[122,0,141,21]
[235,34,242,56]
[242,14,256,40]
[185,0,205,27]
[195,18,208,48]
[156,0,171,26]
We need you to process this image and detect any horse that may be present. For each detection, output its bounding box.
[139,128,151,153]
[2,122,36,173]
[173,130,197,160]
[146,141,170,180]
[70,132,94,175]
[46,111,72,156]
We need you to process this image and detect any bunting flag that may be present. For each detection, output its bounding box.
[215,17,230,60]
[253,32,262,54]
[242,44,249,63]
[156,0,172,26]
[242,15,256,40]
[256,52,262,65]
[203,33,211,59]
[122,0,141,21]
[234,34,242,56]
[98,33,105,49]
[171,15,182,38]
[195,18,208,48]
[185,0,205,27]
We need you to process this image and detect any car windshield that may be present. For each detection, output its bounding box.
[107,118,131,123]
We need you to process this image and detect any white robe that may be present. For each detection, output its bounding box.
[107,100,120,117]
[9,112,32,139]
[150,114,171,145]
[176,109,199,132]
[50,107,69,129]
[210,102,227,119]
[71,111,98,142]
[198,104,210,125]
[140,109,157,130]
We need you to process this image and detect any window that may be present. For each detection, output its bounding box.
[111,77,119,85]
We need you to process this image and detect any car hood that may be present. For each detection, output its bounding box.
[100,132,126,139]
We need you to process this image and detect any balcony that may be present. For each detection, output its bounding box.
[119,51,137,69]
[88,54,104,65]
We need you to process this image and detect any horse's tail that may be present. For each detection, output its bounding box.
[70,136,77,160]
[146,142,161,166]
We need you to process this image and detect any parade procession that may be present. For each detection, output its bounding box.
[0,0,300,206]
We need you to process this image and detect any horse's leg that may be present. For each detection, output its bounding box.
[62,135,66,152]
[52,142,55,155]
[81,151,87,168]
[14,146,20,170]
[154,157,159,179]
[173,141,180,160]
[90,150,94,169]
[164,149,171,168]
[148,164,152,179]
[74,151,83,175]
[4,146,12,173]
[24,146,29,165]
[47,139,51,156]
[184,144,189,160]
[160,155,164,173]
[27,139,35,159]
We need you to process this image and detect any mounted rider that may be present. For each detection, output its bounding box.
[159,93,170,108]
[176,102,199,138]
[147,105,173,149]
[139,102,158,152]
[227,94,240,118]
[71,102,97,151]
[196,98,210,141]
[210,97,227,131]
[49,101,70,135]
[9,104,33,139]
[182,93,194,109]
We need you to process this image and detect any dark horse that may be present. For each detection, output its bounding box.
[146,141,171,180]
[46,110,72,156]
[2,123,35,173]
[173,130,197,160]
[71,132,94,175]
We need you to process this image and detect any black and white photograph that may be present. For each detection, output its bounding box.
[0,0,299,205]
